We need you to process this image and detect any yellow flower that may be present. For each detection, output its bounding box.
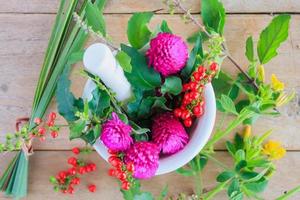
[271,74,285,91]
[242,125,251,138]
[262,140,286,160]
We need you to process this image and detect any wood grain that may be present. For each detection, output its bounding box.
[1,0,300,14]
[0,14,299,150]
[0,151,299,199]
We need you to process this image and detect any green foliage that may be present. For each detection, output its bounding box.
[257,14,291,64]
[88,88,111,117]
[245,36,254,62]
[160,20,172,33]
[181,34,203,79]
[201,0,226,34]
[127,12,154,49]
[121,44,161,90]
[218,94,238,115]
[161,76,182,95]
[116,51,132,73]
[85,0,106,36]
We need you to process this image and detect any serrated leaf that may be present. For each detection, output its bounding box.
[161,76,182,95]
[217,171,235,182]
[85,1,106,36]
[121,44,161,90]
[88,88,110,117]
[219,94,238,115]
[257,14,290,64]
[245,36,254,62]
[116,51,132,73]
[127,12,154,49]
[181,34,203,79]
[160,20,172,33]
[201,0,226,34]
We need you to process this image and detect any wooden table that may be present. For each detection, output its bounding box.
[0,1,300,199]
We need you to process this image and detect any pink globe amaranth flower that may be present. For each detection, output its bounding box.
[152,112,189,155]
[146,33,189,77]
[124,142,159,179]
[100,112,133,151]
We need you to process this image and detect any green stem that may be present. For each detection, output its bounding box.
[203,181,228,200]
[204,153,230,170]
[194,171,203,197]
[276,185,300,200]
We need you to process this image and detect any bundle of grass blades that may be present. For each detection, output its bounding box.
[0,0,107,198]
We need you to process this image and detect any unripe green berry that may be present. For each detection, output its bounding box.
[6,144,15,151]
[15,140,22,149]
[6,133,13,140]
[49,176,57,184]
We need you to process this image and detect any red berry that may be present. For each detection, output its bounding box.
[181,110,191,120]
[193,105,204,117]
[88,163,96,171]
[62,190,67,194]
[108,156,122,168]
[68,186,74,194]
[117,172,127,181]
[59,171,67,180]
[182,83,190,91]
[189,82,198,91]
[184,117,192,127]
[88,184,96,193]
[121,182,130,190]
[51,131,58,138]
[49,112,57,121]
[210,62,218,71]
[68,157,77,166]
[85,165,92,173]
[108,169,115,177]
[190,91,200,100]
[193,72,202,81]
[71,177,80,185]
[126,163,134,172]
[174,108,182,118]
[108,149,118,155]
[47,120,54,127]
[78,166,86,174]
[198,65,206,73]
[72,147,80,155]
[38,127,46,135]
[34,118,42,125]
[68,168,77,175]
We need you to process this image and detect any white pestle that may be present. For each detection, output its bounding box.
[83,43,132,102]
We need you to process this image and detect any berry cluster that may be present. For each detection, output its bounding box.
[49,147,97,194]
[107,149,135,191]
[174,63,218,127]
[33,112,60,141]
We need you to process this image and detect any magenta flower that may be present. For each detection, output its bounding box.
[152,112,189,155]
[146,33,188,76]
[100,112,133,151]
[124,142,159,179]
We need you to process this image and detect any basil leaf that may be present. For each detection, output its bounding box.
[257,14,291,64]
[127,12,154,49]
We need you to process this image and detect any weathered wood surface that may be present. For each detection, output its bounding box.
[0,0,300,14]
[0,14,299,150]
[0,1,300,199]
[0,151,299,199]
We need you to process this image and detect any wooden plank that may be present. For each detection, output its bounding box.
[0,0,300,14]
[0,14,299,150]
[0,151,299,199]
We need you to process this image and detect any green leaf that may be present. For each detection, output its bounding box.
[134,192,154,200]
[257,14,291,64]
[181,34,203,79]
[235,99,250,113]
[212,70,233,98]
[56,68,80,122]
[240,171,259,180]
[201,0,226,34]
[121,44,161,90]
[88,88,110,117]
[176,168,195,177]
[244,178,268,193]
[69,120,86,140]
[226,141,236,157]
[85,1,106,36]
[235,150,245,162]
[219,94,238,115]
[216,171,235,182]
[229,84,240,101]
[234,133,244,150]
[161,76,182,95]
[245,36,254,62]
[228,178,240,198]
[127,12,154,49]
[137,96,167,118]
[116,51,132,73]
[160,20,172,33]
[235,160,247,171]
